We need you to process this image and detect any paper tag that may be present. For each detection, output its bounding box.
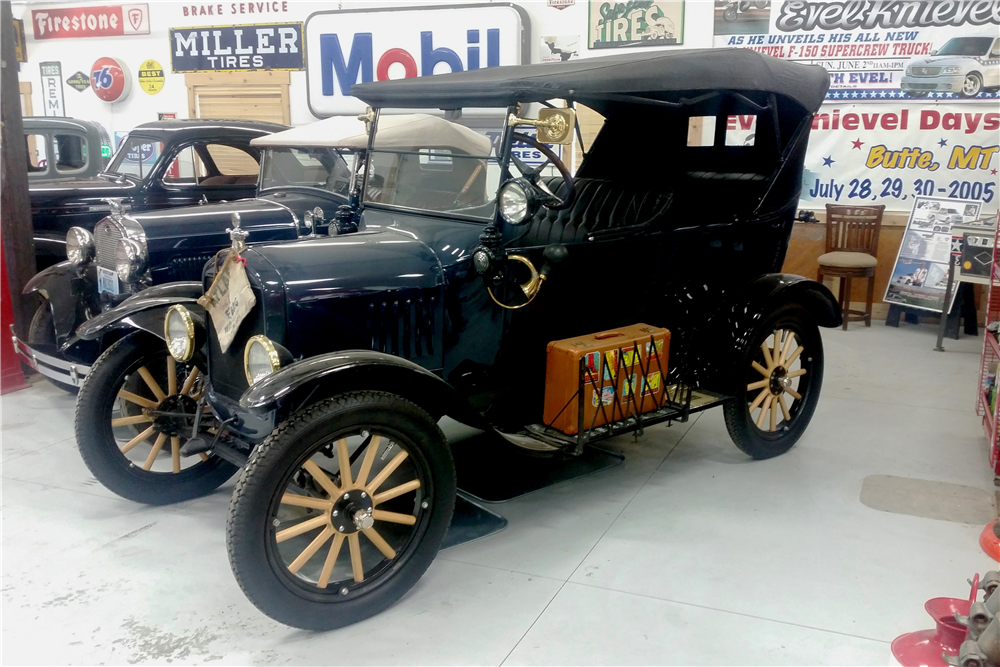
[198,254,256,353]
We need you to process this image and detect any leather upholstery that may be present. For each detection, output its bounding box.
[514,178,673,247]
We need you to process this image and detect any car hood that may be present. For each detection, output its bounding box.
[909,55,979,68]
[29,176,137,208]
[133,197,299,256]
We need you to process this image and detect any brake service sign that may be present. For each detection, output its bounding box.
[305,5,527,117]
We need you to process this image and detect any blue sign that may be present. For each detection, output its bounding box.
[169,23,304,73]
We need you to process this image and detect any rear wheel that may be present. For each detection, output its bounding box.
[27,301,77,394]
[227,391,455,631]
[75,331,238,504]
[723,304,824,460]
[960,73,983,98]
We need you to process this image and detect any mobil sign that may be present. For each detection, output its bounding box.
[305,4,528,117]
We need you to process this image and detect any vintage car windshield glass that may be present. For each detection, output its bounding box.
[363,113,505,221]
[936,37,993,56]
[106,135,166,179]
[260,147,353,196]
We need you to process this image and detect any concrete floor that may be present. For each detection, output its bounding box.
[2,322,996,665]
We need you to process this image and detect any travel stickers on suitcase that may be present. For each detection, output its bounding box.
[543,324,670,435]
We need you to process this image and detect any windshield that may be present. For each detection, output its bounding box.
[936,37,993,56]
[362,113,506,221]
[106,134,165,179]
[260,147,354,196]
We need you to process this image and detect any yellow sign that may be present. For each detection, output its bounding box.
[137,59,164,95]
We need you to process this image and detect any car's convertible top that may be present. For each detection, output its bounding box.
[352,49,830,114]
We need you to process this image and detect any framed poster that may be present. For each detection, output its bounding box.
[589,0,684,49]
[884,196,982,312]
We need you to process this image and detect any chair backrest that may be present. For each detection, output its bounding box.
[825,204,885,254]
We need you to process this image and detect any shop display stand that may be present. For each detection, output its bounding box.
[975,217,1000,480]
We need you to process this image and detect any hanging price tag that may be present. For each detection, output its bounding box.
[198,253,256,353]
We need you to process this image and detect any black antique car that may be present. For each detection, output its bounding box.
[24,117,111,183]
[28,119,283,272]
[74,50,839,630]
[12,115,387,391]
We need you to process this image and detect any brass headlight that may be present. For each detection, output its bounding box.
[164,305,196,362]
[244,335,282,385]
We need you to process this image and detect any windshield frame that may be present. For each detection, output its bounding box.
[936,37,993,57]
[358,108,517,225]
[104,133,167,181]
[257,146,356,199]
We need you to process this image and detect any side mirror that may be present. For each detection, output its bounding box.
[931,49,938,55]
[507,108,576,145]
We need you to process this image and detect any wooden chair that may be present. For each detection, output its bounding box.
[817,204,885,330]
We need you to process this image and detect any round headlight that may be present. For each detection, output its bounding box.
[66,227,95,266]
[115,237,147,283]
[244,335,281,385]
[164,305,196,362]
[499,181,530,224]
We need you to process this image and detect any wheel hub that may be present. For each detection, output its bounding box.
[330,490,374,534]
[151,394,197,435]
[769,366,788,395]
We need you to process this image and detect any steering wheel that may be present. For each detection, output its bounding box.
[511,132,575,211]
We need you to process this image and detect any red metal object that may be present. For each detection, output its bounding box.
[0,236,29,394]
[980,522,1000,562]
[891,576,978,666]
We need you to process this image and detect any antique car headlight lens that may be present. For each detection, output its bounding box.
[942,66,961,74]
[244,335,282,385]
[114,238,147,282]
[164,305,196,362]
[65,227,95,266]
[499,179,535,225]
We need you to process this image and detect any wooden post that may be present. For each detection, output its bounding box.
[1,0,37,337]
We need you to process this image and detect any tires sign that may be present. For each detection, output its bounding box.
[90,57,131,103]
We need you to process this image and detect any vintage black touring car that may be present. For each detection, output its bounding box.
[13,115,387,391]
[75,49,839,630]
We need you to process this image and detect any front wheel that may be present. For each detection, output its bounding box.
[723,304,824,460]
[960,72,983,98]
[75,331,238,504]
[227,391,456,630]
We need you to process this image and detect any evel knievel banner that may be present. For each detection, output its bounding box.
[798,102,999,211]
[713,0,1000,101]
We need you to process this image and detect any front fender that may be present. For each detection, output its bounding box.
[23,261,94,343]
[77,290,204,342]
[237,350,489,434]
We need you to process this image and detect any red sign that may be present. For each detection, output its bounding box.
[31,4,150,40]
[90,57,132,103]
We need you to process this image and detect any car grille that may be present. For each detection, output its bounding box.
[94,219,124,271]
[911,67,941,76]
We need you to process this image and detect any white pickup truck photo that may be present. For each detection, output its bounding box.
[901,35,1000,98]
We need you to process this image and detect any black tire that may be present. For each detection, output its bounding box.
[905,90,929,98]
[75,331,238,505]
[960,72,983,98]
[27,301,78,394]
[723,5,738,20]
[723,303,824,460]
[227,391,455,631]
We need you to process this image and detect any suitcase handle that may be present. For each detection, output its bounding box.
[594,332,624,340]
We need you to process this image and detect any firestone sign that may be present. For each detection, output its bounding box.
[304,4,528,117]
[32,4,150,40]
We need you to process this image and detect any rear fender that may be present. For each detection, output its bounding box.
[694,273,840,394]
[76,282,204,342]
[236,350,489,437]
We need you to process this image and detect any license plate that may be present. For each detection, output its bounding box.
[97,266,119,294]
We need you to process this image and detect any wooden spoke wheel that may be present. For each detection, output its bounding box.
[75,331,238,505]
[227,392,455,631]
[723,304,824,460]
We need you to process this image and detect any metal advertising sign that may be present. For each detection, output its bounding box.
[304,4,528,117]
[137,59,165,94]
[66,72,91,92]
[31,4,150,40]
[90,57,132,103]
[39,62,65,117]
[169,23,304,72]
[588,0,685,49]
[713,0,1000,101]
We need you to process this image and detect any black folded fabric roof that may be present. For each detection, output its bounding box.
[352,49,830,114]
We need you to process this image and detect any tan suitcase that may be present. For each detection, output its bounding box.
[543,324,670,435]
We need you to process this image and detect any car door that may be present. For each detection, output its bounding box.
[143,140,260,210]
